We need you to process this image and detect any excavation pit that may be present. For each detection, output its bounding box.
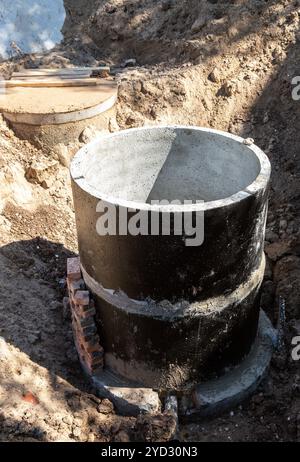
[69,125,274,417]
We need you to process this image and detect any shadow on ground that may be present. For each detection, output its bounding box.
[0,237,92,393]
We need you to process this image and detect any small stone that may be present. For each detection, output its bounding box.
[218,81,234,97]
[58,278,66,289]
[208,68,221,83]
[94,69,110,78]
[62,297,71,321]
[243,138,254,146]
[62,415,73,426]
[134,412,176,442]
[191,17,207,34]
[109,117,119,133]
[252,393,264,405]
[72,427,81,438]
[104,4,117,14]
[114,430,130,442]
[49,300,61,311]
[28,331,41,344]
[265,239,293,261]
[52,144,71,168]
[79,126,104,144]
[161,0,172,11]
[65,346,78,362]
[0,337,11,360]
[97,399,114,414]
[22,392,39,405]
[286,221,295,235]
[290,320,300,336]
[272,47,286,64]
[279,219,288,231]
[32,428,45,440]
[66,141,82,158]
[41,179,51,189]
[87,432,95,442]
[265,229,279,243]
[25,159,58,188]
[264,256,273,280]
[123,58,136,67]
[73,416,83,427]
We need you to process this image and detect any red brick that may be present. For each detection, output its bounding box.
[84,352,104,368]
[86,360,104,375]
[73,324,98,344]
[81,339,103,355]
[77,323,97,337]
[73,290,89,306]
[67,257,81,281]
[84,339,101,353]
[90,349,104,360]
[72,310,95,329]
[67,270,104,375]
[77,344,104,374]
[73,304,96,319]
[67,278,85,295]
[72,322,100,345]
[90,365,103,374]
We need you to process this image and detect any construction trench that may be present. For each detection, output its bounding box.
[0,61,286,429]
[0,69,277,421]
[1,0,300,443]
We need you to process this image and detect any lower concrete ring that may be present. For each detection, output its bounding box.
[86,310,276,418]
[81,256,265,390]
[181,310,277,420]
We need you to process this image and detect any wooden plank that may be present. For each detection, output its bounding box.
[11,74,93,81]
[12,70,92,79]
[5,78,102,88]
[12,66,110,78]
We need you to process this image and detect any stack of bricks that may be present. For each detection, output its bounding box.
[66,256,104,375]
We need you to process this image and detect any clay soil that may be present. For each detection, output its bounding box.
[0,0,299,442]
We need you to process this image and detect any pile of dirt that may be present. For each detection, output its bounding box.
[0,0,299,442]
[64,0,298,65]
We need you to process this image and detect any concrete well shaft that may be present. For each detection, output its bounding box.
[70,126,271,389]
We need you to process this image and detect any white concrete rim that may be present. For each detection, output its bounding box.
[70,125,271,212]
[2,94,117,126]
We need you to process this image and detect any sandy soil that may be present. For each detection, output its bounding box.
[0,0,299,442]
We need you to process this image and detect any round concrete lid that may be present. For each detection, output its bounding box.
[0,79,117,115]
